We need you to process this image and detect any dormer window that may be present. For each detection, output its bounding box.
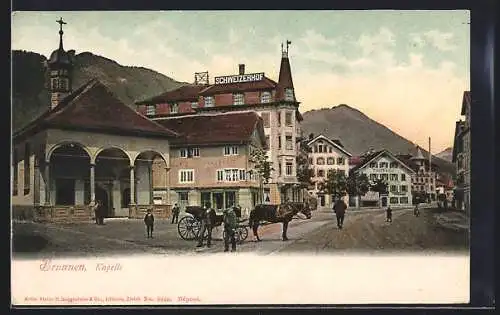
[146,105,156,116]
[205,96,214,107]
[285,88,294,101]
[261,91,271,103]
[171,103,179,114]
[233,93,244,105]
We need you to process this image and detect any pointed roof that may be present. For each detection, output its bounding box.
[275,52,295,101]
[13,79,180,143]
[411,146,425,160]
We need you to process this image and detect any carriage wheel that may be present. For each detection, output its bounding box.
[238,226,248,242]
[177,216,199,240]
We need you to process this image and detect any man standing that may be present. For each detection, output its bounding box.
[333,198,347,229]
[196,202,216,248]
[171,203,180,224]
[223,206,238,252]
[93,200,100,225]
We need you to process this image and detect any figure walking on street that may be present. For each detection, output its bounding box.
[414,204,420,217]
[171,203,180,224]
[93,200,100,225]
[95,200,105,225]
[333,198,347,229]
[144,208,155,238]
[196,202,216,248]
[386,206,392,222]
[223,206,238,252]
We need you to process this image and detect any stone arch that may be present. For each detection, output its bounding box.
[92,146,132,166]
[133,150,168,166]
[46,141,92,162]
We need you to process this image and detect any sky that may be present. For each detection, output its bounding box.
[11,11,470,153]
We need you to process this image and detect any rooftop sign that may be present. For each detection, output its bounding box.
[214,73,264,85]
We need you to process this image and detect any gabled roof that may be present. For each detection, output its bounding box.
[135,84,208,105]
[13,79,180,143]
[153,111,266,147]
[306,134,352,157]
[350,149,416,174]
[198,76,277,95]
[461,91,471,115]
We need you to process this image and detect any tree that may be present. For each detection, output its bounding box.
[323,169,348,202]
[370,178,388,195]
[249,148,274,203]
[346,172,370,208]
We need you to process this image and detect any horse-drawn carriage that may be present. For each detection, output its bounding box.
[177,206,249,243]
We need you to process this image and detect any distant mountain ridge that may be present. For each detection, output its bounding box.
[301,105,455,176]
[12,50,188,132]
[435,147,453,162]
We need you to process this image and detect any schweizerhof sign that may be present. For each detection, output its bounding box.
[214,73,264,84]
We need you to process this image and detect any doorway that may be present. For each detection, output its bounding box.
[213,192,223,210]
[319,195,325,207]
[381,197,388,207]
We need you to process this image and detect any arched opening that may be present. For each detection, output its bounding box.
[134,151,167,205]
[95,147,131,217]
[49,142,91,206]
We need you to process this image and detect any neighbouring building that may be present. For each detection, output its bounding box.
[11,19,178,223]
[151,111,267,217]
[350,149,416,208]
[452,91,471,214]
[306,134,352,207]
[137,42,303,204]
[398,147,439,202]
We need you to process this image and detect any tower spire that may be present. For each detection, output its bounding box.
[276,40,295,102]
[56,17,66,50]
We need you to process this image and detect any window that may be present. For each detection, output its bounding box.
[179,170,194,183]
[12,149,18,195]
[327,157,335,165]
[285,160,293,176]
[390,185,397,192]
[146,105,156,116]
[337,157,345,165]
[51,78,58,90]
[278,134,282,149]
[285,112,293,126]
[278,162,282,176]
[401,174,406,181]
[379,162,388,168]
[233,93,244,105]
[189,148,200,157]
[316,157,325,165]
[285,135,293,150]
[261,112,270,128]
[225,191,237,208]
[370,174,377,181]
[308,158,313,165]
[390,162,398,168]
[239,169,247,181]
[399,197,409,204]
[380,174,389,181]
[318,143,324,153]
[205,96,214,107]
[390,197,399,204]
[401,185,408,192]
[179,148,188,158]
[328,147,333,153]
[285,88,294,101]
[217,170,224,181]
[178,191,189,205]
[390,174,398,181]
[171,103,179,114]
[313,145,318,153]
[223,146,239,156]
[24,143,30,194]
[261,91,271,103]
[318,170,325,177]
[218,169,246,182]
[425,178,429,183]
[369,162,377,168]
[191,102,198,109]
[277,112,281,127]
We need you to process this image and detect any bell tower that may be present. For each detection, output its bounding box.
[45,17,75,109]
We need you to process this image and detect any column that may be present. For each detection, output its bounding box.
[165,167,170,205]
[33,157,40,206]
[44,162,51,205]
[90,163,95,205]
[149,161,154,205]
[129,166,136,205]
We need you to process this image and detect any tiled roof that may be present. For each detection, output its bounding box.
[153,111,266,146]
[350,149,416,174]
[275,56,295,101]
[198,77,277,95]
[13,79,180,142]
[135,84,209,105]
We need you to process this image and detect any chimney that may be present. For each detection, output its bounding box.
[239,64,245,75]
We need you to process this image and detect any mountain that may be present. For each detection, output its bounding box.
[12,50,187,132]
[301,105,456,177]
[435,147,453,162]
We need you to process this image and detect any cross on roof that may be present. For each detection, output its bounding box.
[56,17,66,31]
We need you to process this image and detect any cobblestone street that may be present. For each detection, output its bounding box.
[12,205,469,259]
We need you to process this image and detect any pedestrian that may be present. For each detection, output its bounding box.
[196,202,216,248]
[144,209,155,238]
[223,206,238,252]
[98,201,106,225]
[386,206,392,222]
[93,200,100,225]
[333,197,347,229]
[171,203,180,224]
[414,203,420,217]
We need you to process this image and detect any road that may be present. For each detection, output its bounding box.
[11,206,469,259]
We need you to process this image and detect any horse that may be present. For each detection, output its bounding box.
[247,201,312,241]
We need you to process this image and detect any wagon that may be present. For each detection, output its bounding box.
[177,206,248,243]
